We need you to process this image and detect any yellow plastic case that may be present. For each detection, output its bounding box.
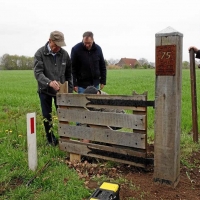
[89,182,120,200]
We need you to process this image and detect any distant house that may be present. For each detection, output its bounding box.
[116,58,139,68]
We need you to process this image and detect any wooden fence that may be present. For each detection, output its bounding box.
[57,90,152,168]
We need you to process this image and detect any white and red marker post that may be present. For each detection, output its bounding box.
[27,112,37,171]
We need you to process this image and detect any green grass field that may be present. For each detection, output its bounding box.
[0,69,200,199]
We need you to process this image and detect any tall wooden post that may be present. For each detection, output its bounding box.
[189,49,198,143]
[154,27,183,187]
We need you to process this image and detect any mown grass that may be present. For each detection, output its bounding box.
[0,69,200,199]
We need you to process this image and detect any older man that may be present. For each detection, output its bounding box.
[34,31,73,146]
[71,31,107,94]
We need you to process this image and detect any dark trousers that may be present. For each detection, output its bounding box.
[38,92,57,141]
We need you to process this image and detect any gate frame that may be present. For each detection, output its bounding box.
[57,89,153,168]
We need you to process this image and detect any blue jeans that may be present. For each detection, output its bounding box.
[78,85,99,94]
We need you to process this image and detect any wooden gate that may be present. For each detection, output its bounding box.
[57,90,153,168]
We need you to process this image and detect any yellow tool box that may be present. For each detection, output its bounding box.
[89,182,120,200]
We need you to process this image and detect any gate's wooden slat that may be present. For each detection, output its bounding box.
[59,123,146,149]
[57,108,146,130]
[86,104,146,111]
[56,93,147,111]
[59,138,146,157]
[59,139,146,167]
[84,153,145,168]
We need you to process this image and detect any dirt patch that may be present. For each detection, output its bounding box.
[1,151,200,199]
[66,150,200,200]
[0,177,23,196]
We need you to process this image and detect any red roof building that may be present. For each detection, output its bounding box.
[116,58,139,68]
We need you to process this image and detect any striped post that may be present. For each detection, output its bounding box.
[27,112,37,171]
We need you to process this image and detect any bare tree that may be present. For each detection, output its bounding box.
[138,58,149,66]
[182,61,189,69]
[107,58,119,65]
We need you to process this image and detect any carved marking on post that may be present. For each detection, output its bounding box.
[156,45,176,76]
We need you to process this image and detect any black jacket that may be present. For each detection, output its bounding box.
[196,50,200,59]
[34,42,73,96]
[71,42,106,88]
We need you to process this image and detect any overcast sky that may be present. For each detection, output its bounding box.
[0,0,199,62]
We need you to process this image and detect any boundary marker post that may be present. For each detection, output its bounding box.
[27,112,37,171]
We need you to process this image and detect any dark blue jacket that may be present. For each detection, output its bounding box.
[196,50,200,59]
[71,42,106,88]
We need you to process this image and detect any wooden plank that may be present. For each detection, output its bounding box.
[56,93,148,111]
[59,139,146,167]
[59,138,146,157]
[58,123,146,149]
[71,106,112,130]
[84,153,145,168]
[86,104,146,111]
[57,108,146,130]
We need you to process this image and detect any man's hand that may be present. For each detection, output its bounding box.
[188,46,198,53]
[74,86,78,92]
[100,84,105,90]
[49,80,60,91]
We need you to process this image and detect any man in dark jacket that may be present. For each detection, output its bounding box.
[71,31,107,93]
[34,30,73,146]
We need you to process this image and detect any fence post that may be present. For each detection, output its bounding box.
[154,27,183,187]
[189,49,198,143]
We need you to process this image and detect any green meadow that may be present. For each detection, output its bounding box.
[0,69,200,199]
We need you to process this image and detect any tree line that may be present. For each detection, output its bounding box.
[0,54,34,70]
[0,54,199,70]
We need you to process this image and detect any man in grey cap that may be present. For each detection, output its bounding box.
[34,30,73,146]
